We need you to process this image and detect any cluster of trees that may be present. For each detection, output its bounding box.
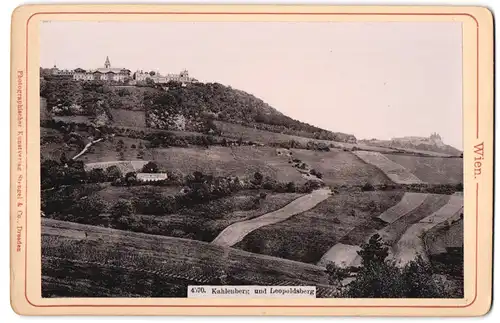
[41,157,125,189]
[42,118,261,150]
[332,182,464,195]
[248,172,323,194]
[41,80,112,118]
[41,79,161,120]
[327,234,456,298]
[270,140,332,152]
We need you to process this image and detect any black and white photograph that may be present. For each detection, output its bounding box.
[39,20,464,299]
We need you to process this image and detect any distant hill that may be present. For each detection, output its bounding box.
[360,133,462,156]
[40,78,356,143]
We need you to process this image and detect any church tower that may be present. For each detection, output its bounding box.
[104,56,111,68]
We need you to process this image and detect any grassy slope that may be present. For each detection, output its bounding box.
[148,146,307,183]
[73,143,306,183]
[42,218,331,297]
[291,149,393,186]
[77,136,151,162]
[109,108,146,128]
[234,191,404,263]
[384,154,463,184]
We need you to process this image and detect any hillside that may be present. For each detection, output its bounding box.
[40,79,356,143]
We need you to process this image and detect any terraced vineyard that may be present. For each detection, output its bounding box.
[353,151,423,184]
[42,219,333,297]
[290,149,393,186]
[234,191,404,264]
[392,194,463,265]
[376,194,450,245]
[384,154,463,184]
[319,192,428,268]
[212,189,331,247]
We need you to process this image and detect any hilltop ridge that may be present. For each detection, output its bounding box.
[40,78,357,143]
[360,133,461,156]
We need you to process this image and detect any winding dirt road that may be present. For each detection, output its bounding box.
[72,138,104,160]
[212,188,331,247]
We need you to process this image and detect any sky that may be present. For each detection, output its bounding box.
[40,21,463,149]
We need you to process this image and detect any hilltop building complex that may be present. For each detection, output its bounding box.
[48,56,197,84]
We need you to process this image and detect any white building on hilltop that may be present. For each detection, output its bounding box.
[72,56,131,82]
[134,69,197,84]
[48,57,198,85]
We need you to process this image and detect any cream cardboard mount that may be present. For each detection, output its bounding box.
[10,4,493,316]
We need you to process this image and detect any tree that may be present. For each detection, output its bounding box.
[106,165,122,181]
[142,161,159,173]
[286,182,296,193]
[402,256,445,298]
[71,195,108,222]
[252,172,263,186]
[358,234,389,267]
[116,139,125,152]
[59,152,68,165]
[110,199,134,221]
[325,263,350,288]
[149,71,156,76]
[124,172,137,186]
[362,182,375,191]
[87,168,107,183]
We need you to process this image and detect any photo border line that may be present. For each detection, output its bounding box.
[24,10,479,309]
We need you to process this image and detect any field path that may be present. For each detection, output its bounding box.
[378,192,428,223]
[392,194,463,265]
[212,188,331,247]
[353,151,424,184]
[72,138,104,160]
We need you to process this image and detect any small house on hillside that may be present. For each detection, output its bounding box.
[136,173,168,182]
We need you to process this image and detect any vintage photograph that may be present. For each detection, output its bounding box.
[39,21,464,298]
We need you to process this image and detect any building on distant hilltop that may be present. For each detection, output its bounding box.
[47,57,198,84]
[136,173,168,182]
[49,65,75,79]
[391,133,444,147]
[72,56,132,82]
[134,69,197,84]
